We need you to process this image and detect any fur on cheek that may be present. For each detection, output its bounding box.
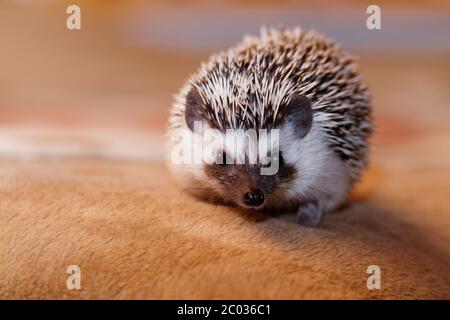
[280,122,351,210]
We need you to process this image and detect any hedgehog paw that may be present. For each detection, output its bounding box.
[296,200,322,227]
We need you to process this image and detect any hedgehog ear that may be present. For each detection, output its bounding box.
[283,94,313,139]
[185,87,204,132]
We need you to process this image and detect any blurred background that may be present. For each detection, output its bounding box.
[1,0,449,166]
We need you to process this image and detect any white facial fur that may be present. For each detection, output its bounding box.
[279,120,351,212]
[167,113,351,213]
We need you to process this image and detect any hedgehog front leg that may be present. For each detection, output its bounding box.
[296,200,322,227]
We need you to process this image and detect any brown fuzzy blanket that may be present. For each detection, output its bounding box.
[1,147,449,299]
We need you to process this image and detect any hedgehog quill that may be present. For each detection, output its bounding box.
[167,28,372,227]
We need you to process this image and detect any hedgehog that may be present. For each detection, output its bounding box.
[167,27,372,227]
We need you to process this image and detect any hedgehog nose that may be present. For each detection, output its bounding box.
[243,189,265,207]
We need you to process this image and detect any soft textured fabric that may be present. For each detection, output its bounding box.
[1,151,449,299]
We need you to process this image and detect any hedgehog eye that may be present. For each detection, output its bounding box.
[262,152,284,167]
[278,153,285,166]
[215,151,228,166]
[272,152,284,167]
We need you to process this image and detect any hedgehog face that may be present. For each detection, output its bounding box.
[183,87,314,210]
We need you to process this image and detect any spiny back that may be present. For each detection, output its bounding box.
[170,27,372,181]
